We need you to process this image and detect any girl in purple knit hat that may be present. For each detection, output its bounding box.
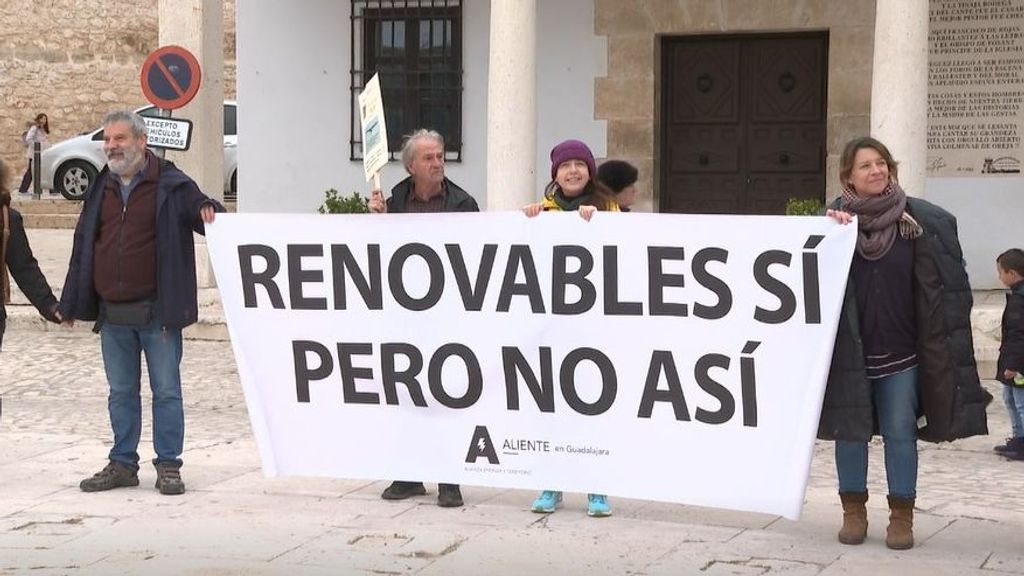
[521,139,619,517]
[522,139,619,221]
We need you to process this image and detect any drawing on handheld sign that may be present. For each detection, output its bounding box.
[358,73,389,189]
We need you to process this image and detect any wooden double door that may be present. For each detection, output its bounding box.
[660,33,828,215]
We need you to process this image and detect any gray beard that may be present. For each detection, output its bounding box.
[108,153,143,176]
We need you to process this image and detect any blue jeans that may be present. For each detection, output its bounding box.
[101,316,184,470]
[835,366,919,499]
[1003,385,1024,438]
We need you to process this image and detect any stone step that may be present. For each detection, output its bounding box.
[21,213,80,229]
[4,306,228,341]
[13,199,236,229]
[11,198,84,215]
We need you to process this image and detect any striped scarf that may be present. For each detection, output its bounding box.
[840,180,923,261]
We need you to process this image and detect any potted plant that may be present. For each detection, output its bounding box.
[318,189,369,214]
[784,197,825,216]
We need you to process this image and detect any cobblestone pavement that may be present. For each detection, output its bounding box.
[3,328,1024,575]
[2,228,1024,574]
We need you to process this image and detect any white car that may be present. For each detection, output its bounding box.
[40,101,238,201]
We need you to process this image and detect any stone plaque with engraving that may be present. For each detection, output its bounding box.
[928,0,1024,176]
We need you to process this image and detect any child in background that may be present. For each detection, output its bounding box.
[994,248,1024,459]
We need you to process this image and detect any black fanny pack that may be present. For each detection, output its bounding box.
[103,299,154,327]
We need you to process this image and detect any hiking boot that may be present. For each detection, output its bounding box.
[530,490,563,513]
[587,493,612,517]
[437,483,464,508]
[154,462,186,495]
[381,481,427,500]
[80,461,139,492]
[995,437,1024,454]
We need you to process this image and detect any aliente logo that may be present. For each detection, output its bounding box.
[464,425,500,465]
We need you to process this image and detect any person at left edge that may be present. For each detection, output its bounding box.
[1,156,63,352]
[368,128,478,508]
[57,110,225,496]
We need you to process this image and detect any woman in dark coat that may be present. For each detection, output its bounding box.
[822,137,989,550]
[1,158,61,350]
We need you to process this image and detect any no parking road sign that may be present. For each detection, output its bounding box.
[140,45,202,110]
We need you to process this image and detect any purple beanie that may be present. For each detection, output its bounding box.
[550,139,597,180]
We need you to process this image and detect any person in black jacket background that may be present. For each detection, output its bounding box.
[0,158,61,351]
[823,136,989,550]
[994,249,1024,459]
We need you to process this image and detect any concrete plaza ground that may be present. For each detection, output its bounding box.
[1,226,1023,575]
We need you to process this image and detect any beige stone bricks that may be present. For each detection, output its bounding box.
[596,0,877,209]
[0,1,236,180]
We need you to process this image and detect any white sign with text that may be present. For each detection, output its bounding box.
[358,73,389,180]
[206,211,856,519]
[143,116,192,151]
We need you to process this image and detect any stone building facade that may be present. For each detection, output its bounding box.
[594,0,875,210]
[0,0,236,179]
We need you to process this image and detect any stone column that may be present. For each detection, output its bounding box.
[159,0,224,202]
[159,0,224,288]
[870,0,929,196]
[486,0,536,210]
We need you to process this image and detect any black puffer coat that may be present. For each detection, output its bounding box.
[817,197,991,443]
[1,203,59,348]
[996,282,1024,385]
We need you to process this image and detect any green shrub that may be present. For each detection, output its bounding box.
[318,189,369,214]
[784,197,825,216]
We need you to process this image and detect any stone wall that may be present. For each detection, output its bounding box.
[0,0,236,183]
[594,0,876,210]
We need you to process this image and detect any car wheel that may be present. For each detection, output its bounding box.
[55,160,98,201]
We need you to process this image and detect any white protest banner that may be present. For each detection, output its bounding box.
[206,212,856,519]
[358,73,388,181]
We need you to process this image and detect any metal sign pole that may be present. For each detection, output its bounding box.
[153,108,170,159]
[32,142,42,198]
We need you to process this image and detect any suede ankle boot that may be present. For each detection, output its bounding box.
[838,491,869,545]
[886,495,915,550]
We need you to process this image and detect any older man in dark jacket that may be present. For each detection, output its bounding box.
[368,128,477,508]
[59,110,224,496]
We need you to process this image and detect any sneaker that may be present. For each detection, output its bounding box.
[154,462,186,495]
[80,461,139,492]
[994,437,1024,454]
[587,494,612,517]
[437,483,464,508]
[530,490,563,513]
[381,480,427,500]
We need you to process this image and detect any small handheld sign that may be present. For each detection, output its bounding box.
[140,45,202,110]
[358,73,389,189]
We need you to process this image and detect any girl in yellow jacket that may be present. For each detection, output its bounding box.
[522,139,619,517]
